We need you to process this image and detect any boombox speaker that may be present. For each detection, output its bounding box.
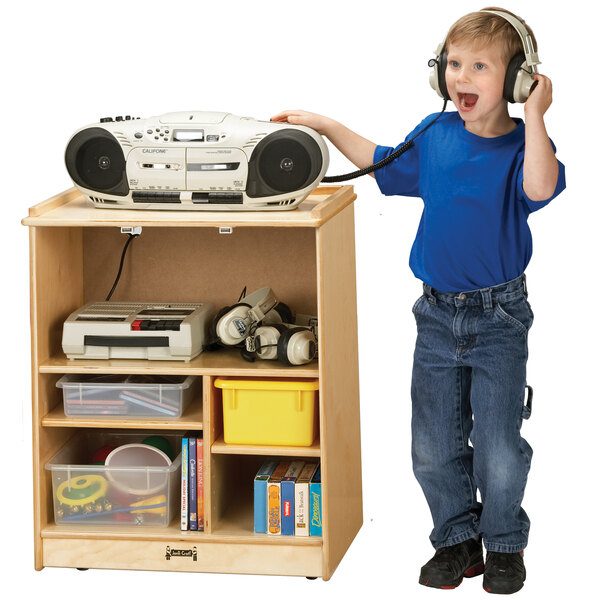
[64,111,329,211]
[66,128,129,196]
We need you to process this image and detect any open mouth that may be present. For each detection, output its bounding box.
[457,92,479,111]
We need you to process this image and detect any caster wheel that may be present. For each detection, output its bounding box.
[76,568,89,571]
[306,576,317,580]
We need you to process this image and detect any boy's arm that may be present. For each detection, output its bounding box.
[522,74,560,201]
[271,110,377,177]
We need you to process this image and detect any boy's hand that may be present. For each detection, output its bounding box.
[524,74,552,119]
[272,109,377,175]
[270,110,334,135]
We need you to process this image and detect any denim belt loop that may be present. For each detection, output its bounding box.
[481,287,493,312]
[522,273,528,298]
[423,283,437,305]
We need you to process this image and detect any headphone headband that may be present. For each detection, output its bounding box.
[242,286,278,322]
[479,9,540,69]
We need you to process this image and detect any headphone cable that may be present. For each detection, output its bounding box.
[322,99,448,183]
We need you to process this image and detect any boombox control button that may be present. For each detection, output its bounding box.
[100,117,114,123]
[192,192,243,204]
[134,132,143,139]
[132,191,181,203]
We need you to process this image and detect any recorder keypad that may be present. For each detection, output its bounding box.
[131,319,182,331]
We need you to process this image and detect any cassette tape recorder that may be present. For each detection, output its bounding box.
[65,111,329,211]
[62,301,215,361]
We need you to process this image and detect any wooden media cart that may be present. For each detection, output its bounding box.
[22,185,362,580]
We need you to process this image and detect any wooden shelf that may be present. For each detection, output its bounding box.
[41,403,204,430]
[23,185,356,228]
[211,499,321,542]
[39,350,319,378]
[41,520,322,546]
[211,435,320,457]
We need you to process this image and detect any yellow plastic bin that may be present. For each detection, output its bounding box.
[215,378,319,446]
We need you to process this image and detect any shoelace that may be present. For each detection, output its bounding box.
[434,544,468,568]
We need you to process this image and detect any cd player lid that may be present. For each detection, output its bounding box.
[159,111,230,124]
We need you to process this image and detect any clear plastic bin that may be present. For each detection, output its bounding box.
[215,378,319,446]
[57,374,199,418]
[46,430,181,526]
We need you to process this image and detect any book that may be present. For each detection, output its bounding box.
[281,461,305,535]
[309,465,322,537]
[188,437,197,530]
[180,435,189,530]
[253,460,279,534]
[294,462,319,536]
[267,461,290,535]
[197,434,204,531]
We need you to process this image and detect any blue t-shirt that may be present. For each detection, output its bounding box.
[374,111,566,292]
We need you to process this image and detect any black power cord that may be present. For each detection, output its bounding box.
[105,233,139,301]
[322,99,448,183]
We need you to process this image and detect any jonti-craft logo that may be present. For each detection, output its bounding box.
[165,546,198,561]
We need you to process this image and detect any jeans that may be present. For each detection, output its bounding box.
[411,274,533,553]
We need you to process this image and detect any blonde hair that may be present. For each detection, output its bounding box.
[445,7,537,65]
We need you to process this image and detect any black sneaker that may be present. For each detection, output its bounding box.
[419,537,484,589]
[483,551,526,594]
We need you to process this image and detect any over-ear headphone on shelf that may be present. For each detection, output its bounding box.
[212,286,280,346]
[211,286,316,366]
[248,323,317,366]
[428,8,540,103]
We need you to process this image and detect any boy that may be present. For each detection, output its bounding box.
[272,7,565,595]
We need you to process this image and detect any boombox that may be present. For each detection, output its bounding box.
[65,111,329,211]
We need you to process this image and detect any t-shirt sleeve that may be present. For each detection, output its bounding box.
[373,114,438,197]
[516,140,566,212]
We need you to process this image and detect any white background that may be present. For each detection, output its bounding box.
[1,1,597,597]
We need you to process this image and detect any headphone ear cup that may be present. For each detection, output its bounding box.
[504,52,528,103]
[215,302,252,345]
[274,302,294,324]
[254,323,287,360]
[436,50,450,101]
[277,327,317,366]
[210,305,233,345]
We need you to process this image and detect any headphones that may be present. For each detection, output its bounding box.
[212,286,316,366]
[428,9,541,104]
[247,323,317,366]
[212,286,282,346]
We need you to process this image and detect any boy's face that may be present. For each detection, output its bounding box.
[445,41,509,129]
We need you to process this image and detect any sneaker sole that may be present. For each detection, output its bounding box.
[419,561,485,589]
[483,582,525,595]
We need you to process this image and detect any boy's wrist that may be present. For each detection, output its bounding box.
[320,117,340,137]
[523,108,545,125]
